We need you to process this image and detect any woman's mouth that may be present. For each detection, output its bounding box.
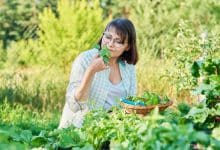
[109,49,115,52]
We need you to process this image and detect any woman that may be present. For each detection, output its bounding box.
[59,18,138,128]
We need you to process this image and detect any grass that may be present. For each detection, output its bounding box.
[0,66,67,112]
[0,100,59,133]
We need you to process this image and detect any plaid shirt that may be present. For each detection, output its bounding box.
[66,48,137,112]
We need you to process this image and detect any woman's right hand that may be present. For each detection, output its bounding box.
[88,54,109,74]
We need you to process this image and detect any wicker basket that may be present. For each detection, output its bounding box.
[120,101,173,116]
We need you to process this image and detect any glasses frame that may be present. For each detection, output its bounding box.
[102,32,127,48]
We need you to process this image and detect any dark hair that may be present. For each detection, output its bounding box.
[98,18,138,65]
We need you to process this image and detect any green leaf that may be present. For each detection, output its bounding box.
[185,106,209,123]
[99,45,111,64]
[191,61,200,77]
[177,102,191,115]
[59,134,75,148]
[31,136,48,147]
[211,138,220,149]
[0,142,28,150]
[212,127,220,140]
[93,44,100,50]
[20,130,32,143]
[193,131,210,146]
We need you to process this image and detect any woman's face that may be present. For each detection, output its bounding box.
[101,27,129,59]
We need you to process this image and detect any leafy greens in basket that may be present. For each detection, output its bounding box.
[126,91,170,106]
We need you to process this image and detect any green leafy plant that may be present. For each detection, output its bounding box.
[127,91,170,106]
[1,101,220,149]
[185,58,220,129]
[99,46,111,64]
[191,58,220,107]
[94,44,111,64]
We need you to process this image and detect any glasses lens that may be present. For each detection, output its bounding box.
[115,42,122,48]
[103,33,111,42]
[103,32,124,48]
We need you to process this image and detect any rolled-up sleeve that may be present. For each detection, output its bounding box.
[66,53,87,112]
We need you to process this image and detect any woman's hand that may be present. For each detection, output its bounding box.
[88,54,109,73]
[75,54,108,102]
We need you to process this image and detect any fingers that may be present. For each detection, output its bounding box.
[93,54,104,65]
[104,65,110,69]
[89,55,109,73]
[93,54,100,59]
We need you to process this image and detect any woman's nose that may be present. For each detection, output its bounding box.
[107,39,114,47]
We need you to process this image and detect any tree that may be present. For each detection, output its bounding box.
[0,0,58,49]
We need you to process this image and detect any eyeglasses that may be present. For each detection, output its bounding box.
[102,32,126,48]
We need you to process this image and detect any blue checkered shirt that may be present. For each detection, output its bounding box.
[66,48,137,112]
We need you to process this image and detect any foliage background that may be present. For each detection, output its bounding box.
[0,0,220,149]
[0,0,219,119]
